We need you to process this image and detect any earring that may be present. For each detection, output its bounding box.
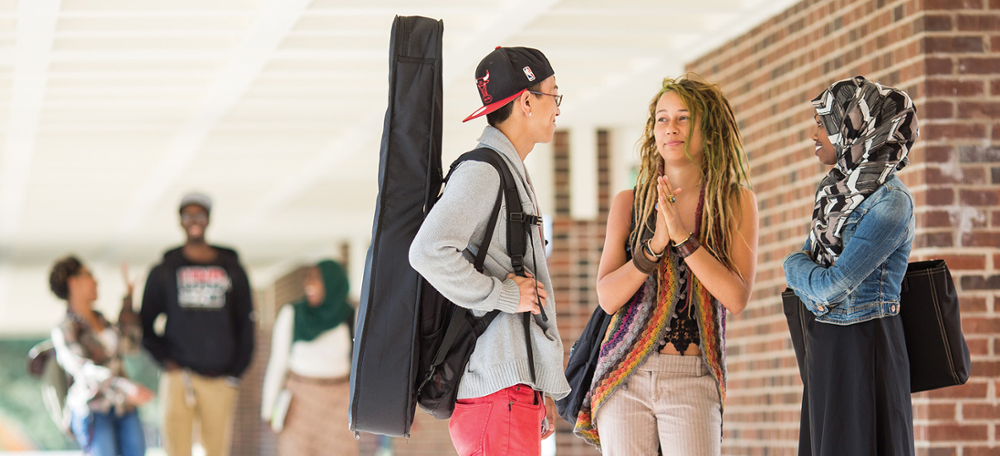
[528,112,532,117]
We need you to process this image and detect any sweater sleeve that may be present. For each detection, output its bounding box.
[261,305,293,421]
[139,267,170,366]
[409,161,521,314]
[228,263,255,378]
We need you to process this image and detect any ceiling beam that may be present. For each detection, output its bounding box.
[0,0,61,244]
[553,5,744,15]
[53,29,386,38]
[0,0,61,323]
[44,49,386,61]
[57,11,257,19]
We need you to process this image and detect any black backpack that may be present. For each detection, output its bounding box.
[415,147,541,420]
[555,305,611,424]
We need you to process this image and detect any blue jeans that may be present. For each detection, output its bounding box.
[70,408,146,456]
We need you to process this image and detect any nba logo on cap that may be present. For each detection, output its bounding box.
[523,66,535,82]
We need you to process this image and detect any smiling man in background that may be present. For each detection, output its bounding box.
[140,192,255,456]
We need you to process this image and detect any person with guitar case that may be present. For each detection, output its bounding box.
[347,16,570,454]
[408,46,570,456]
[348,15,445,438]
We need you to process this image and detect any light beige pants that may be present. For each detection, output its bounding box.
[594,352,722,456]
[160,370,239,456]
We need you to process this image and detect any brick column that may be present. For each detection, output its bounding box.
[550,129,606,456]
[916,2,1000,453]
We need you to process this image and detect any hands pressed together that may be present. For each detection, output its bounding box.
[649,175,692,255]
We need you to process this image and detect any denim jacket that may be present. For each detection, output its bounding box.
[783,175,914,325]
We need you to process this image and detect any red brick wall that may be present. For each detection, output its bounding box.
[915,2,1000,454]
[685,0,1000,454]
[549,130,606,456]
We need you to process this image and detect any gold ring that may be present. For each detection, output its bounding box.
[667,195,676,204]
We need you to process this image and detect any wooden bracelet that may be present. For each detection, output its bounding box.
[673,234,701,258]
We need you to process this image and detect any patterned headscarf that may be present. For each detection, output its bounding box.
[809,76,918,267]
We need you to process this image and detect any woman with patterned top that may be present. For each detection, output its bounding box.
[49,256,154,456]
[574,75,759,455]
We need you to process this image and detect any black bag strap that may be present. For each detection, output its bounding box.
[469,149,548,325]
[447,148,541,273]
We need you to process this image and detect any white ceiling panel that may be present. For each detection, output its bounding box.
[52,35,242,51]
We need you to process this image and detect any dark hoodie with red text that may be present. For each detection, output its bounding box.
[140,246,254,377]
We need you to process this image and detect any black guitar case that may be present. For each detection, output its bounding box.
[349,15,443,438]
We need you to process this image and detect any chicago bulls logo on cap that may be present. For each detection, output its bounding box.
[477,71,492,103]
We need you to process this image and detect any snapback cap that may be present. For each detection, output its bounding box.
[463,46,554,123]
[179,192,212,214]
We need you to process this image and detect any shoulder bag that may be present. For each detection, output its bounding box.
[782,259,971,393]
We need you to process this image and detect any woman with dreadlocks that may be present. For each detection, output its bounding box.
[574,75,758,455]
[784,76,918,456]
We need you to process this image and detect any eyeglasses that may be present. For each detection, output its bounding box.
[528,91,563,107]
[181,213,208,223]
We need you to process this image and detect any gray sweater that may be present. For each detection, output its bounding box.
[409,126,571,401]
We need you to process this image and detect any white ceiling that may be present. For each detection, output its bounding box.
[0,0,800,331]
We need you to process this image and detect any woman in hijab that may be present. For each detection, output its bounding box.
[262,260,357,456]
[784,76,919,456]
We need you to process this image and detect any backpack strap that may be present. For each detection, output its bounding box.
[447,148,542,274]
[444,148,541,383]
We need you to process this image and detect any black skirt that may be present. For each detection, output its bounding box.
[787,305,914,456]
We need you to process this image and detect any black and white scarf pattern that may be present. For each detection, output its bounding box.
[809,76,919,267]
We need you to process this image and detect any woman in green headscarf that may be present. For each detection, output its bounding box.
[262,260,357,456]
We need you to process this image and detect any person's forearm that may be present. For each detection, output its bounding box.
[682,249,752,315]
[596,259,650,314]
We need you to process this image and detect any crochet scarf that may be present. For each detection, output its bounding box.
[810,76,918,267]
[573,243,727,447]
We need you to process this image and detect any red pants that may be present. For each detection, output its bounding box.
[448,384,546,456]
